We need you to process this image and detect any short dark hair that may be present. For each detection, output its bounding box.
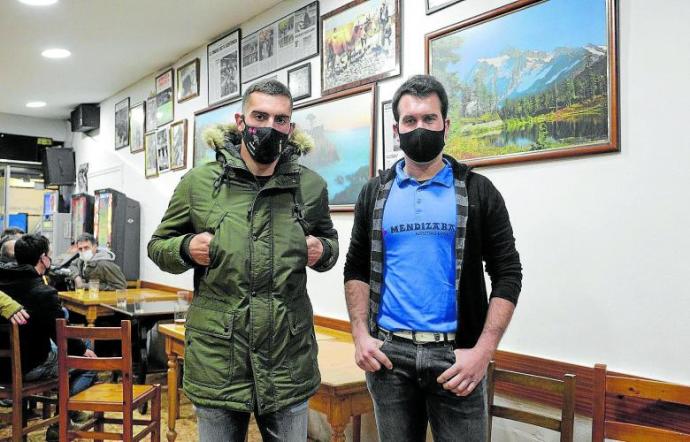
[76,232,97,245]
[242,79,293,113]
[391,75,449,122]
[14,234,50,266]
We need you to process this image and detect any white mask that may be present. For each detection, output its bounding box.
[80,249,94,262]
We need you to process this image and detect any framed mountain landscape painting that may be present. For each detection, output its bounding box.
[426,0,618,166]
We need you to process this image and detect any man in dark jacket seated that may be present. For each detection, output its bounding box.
[0,234,97,440]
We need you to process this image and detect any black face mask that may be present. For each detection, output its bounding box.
[241,117,290,164]
[398,126,446,163]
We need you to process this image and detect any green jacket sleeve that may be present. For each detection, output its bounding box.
[148,174,197,274]
[310,186,339,272]
[0,291,22,319]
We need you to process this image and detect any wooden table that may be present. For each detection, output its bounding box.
[58,288,179,327]
[159,324,372,442]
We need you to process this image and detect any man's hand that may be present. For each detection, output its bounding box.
[74,276,85,289]
[83,349,97,358]
[189,232,214,266]
[306,235,324,267]
[9,309,29,325]
[437,346,492,396]
[354,334,393,372]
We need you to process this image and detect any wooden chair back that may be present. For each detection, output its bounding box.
[592,363,690,441]
[0,322,58,442]
[487,360,576,442]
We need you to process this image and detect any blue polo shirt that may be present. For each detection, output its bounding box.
[378,160,457,332]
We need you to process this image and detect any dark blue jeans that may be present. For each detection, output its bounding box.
[366,332,487,442]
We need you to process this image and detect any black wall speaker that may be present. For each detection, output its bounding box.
[70,104,99,132]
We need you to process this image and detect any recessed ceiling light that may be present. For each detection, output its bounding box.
[42,48,71,59]
[18,0,58,5]
[26,101,47,108]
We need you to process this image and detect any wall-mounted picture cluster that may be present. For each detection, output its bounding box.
[144,118,188,179]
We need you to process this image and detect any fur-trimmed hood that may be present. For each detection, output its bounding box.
[202,123,314,157]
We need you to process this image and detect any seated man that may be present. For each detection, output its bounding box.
[0,234,97,440]
[69,233,126,290]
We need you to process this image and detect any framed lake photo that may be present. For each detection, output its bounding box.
[114,98,129,150]
[292,84,376,211]
[426,0,619,167]
[321,0,401,95]
[129,101,145,153]
[193,99,243,167]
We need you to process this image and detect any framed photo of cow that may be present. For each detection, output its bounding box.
[321,0,401,95]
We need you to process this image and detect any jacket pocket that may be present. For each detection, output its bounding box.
[286,298,318,383]
[207,211,229,269]
[183,305,235,388]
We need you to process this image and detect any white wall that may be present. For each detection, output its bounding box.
[72,0,690,386]
[0,112,68,142]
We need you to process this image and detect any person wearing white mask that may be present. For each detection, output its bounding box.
[69,232,126,290]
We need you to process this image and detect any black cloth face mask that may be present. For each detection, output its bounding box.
[398,126,446,163]
[241,117,290,164]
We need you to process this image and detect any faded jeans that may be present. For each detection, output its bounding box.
[366,331,487,442]
[196,400,308,442]
[24,339,97,396]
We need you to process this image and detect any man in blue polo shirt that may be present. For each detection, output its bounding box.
[344,75,522,441]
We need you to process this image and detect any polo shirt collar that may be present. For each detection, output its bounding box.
[395,159,454,188]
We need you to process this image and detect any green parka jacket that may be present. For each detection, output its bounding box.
[148,125,338,414]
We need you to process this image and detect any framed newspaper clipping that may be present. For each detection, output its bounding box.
[208,29,242,105]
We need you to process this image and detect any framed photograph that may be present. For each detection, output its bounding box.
[381,100,402,169]
[208,29,241,105]
[169,119,188,171]
[145,95,157,132]
[114,98,129,150]
[129,102,145,153]
[426,0,619,167]
[177,58,200,103]
[426,0,463,15]
[321,0,401,95]
[241,2,319,82]
[156,128,171,173]
[193,99,243,167]
[288,63,312,101]
[144,132,158,178]
[156,69,174,126]
[292,84,376,211]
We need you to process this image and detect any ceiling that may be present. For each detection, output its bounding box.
[0,0,283,119]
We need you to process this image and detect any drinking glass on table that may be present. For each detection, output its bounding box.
[133,295,144,314]
[88,279,100,299]
[175,291,191,324]
[115,289,127,309]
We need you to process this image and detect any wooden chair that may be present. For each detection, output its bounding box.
[592,363,690,441]
[487,361,576,442]
[0,322,59,442]
[55,319,160,441]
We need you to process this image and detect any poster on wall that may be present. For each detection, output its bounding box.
[156,69,174,127]
[292,84,376,211]
[145,95,157,132]
[193,99,243,167]
[156,128,170,173]
[114,97,130,150]
[321,0,401,95]
[144,132,158,178]
[208,29,241,105]
[77,163,89,193]
[129,102,145,153]
[426,0,619,167]
[241,2,319,82]
[169,119,187,171]
[381,100,402,169]
[177,58,200,103]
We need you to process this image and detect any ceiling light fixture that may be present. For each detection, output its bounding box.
[26,101,47,108]
[42,48,71,59]
[18,0,58,6]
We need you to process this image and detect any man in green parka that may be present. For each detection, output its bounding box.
[148,79,338,441]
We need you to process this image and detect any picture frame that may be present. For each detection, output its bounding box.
[425,0,463,15]
[381,99,402,169]
[208,29,241,105]
[129,101,145,153]
[287,62,312,101]
[426,0,619,167]
[292,84,376,211]
[156,128,171,173]
[114,97,129,150]
[241,2,319,83]
[176,58,200,103]
[193,99,243,167]
[169,119,188,171]
[155,69,174,127]
[321,0,401,95]
[144,132,158,178]
[145,95,157,132]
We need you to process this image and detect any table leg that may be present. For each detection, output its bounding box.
[167,352,179,442]
[352,415,361,442]
[327,408,349,442]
